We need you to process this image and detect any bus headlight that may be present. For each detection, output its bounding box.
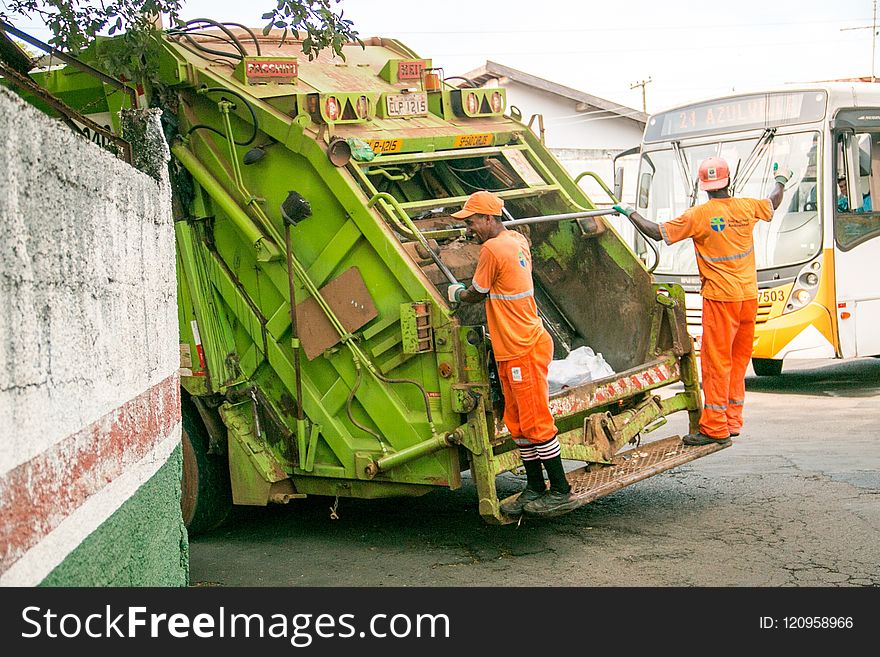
[783,257,821,315]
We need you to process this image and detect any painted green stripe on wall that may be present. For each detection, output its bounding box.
[40,446,188,587]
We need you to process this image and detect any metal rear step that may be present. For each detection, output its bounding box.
[501,435,730,519]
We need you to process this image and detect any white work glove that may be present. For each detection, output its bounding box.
[447,283,466,303]
[773,163,793,185]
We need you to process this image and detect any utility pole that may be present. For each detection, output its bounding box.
[630,77,652,112]
[841,0,878,81]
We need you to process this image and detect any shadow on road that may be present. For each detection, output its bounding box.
[188,466,721,587]
[746,357,880,397]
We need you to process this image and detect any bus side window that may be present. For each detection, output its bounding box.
[870,133,880,205]
[835,132,880,250]
[638,172,652,209]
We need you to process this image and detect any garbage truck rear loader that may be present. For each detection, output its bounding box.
[16,22,727,531]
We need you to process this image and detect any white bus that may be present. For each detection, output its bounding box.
[631,83,880,375]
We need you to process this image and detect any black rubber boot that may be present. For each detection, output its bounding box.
[523,456,577,518]
[524,457,546,491]
[500,459,546,517]
[683,432,731,446]
[541,455,571,494]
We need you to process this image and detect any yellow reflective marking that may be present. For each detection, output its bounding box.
[367,139,403,153]
[454,133,494,148]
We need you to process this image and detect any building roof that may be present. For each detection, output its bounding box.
[456,60,647,126]
[819,76,878,83]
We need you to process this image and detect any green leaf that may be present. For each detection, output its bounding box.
[261,12,274,20]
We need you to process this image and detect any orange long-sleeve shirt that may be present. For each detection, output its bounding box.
[660,197,774,301]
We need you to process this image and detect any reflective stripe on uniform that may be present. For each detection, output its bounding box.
[489,288,534,301]
[728,398,744,406]
[697,245,754,263]
[473,281,490,293]
[704,403,727,410]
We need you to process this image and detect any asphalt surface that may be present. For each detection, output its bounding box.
[189,357,880,587]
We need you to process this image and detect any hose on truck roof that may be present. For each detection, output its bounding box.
[185,87,259,146]
[168,18,251,59]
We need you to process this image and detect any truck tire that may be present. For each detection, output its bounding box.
[752,358,783,377]
[181,397,232,536]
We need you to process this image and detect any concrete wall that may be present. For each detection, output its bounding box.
[0,87,185,586]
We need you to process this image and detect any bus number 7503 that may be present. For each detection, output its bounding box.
[758,289,787,304]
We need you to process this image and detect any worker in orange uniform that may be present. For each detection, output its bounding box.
[613,157,790,445]
[447,191,575,517]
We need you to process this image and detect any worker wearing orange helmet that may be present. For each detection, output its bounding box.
[614,157,790,445]
[447,190,574,517]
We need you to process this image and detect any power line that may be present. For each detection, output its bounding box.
[363,17,875,35]
[425,34,875,58]
[840,0,878,80]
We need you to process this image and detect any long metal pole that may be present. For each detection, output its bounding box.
[285,224,307,468]
[424,207,617,285]
[501,208,617,227]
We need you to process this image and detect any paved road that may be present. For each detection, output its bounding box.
[189,358,880,587]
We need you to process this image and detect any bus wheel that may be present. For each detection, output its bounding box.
[181,397,232,536]
[752,358,783,376]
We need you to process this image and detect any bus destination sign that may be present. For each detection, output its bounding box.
[644,91,827,142]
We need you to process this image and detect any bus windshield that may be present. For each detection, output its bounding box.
[637,130,821,275]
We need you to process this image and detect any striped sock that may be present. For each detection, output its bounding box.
[535,436,561,460]
[519,444,539,461]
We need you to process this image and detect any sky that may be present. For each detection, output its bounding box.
[9,0,880,114]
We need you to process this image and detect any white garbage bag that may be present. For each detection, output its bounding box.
[547,346,614,394]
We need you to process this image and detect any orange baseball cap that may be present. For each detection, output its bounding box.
[451,190,504,218]
[698,156,730,191]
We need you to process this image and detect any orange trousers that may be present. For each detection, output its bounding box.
[700,297,757,438]
[496,330,558,445]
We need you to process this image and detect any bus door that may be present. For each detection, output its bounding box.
[832,112,880,358]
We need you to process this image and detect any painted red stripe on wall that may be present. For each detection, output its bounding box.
[0,374,180,573]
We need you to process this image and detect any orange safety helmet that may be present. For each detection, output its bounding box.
[698,156,730,191]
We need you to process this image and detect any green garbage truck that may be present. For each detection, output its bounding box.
[3,19,727,533]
